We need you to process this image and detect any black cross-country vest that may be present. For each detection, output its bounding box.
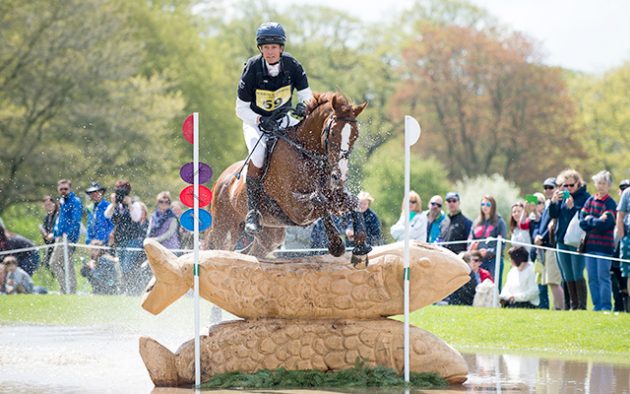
[237,53,309,117]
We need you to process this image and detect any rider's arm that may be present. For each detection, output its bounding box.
[236,98,260,127]
[297,87,313,105]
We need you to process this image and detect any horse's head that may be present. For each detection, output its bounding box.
[319,94,367,190]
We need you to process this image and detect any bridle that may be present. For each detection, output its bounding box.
[322,114,357,161]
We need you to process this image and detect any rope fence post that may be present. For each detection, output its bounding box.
[492,236,503,308]
[62,234,70,295]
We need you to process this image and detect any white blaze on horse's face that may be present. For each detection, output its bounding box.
[337,123,352,182]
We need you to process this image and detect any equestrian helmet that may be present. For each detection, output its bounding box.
[256,22,286,46]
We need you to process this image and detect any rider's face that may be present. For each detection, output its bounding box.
[259,44,283,64]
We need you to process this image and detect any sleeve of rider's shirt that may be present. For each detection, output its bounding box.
[297,87,313,105]
[236,98,259,127]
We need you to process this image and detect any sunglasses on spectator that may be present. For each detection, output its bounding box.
[430,202,442,208]
[543,186,555,190]
[621,186,629,191]
[563,183,575,188]
[158,199,170,204]
[470,258,481,262]
[480,202,492,207]
[409,200,417,204]
[58,187,69,191]
[446,199,458,203]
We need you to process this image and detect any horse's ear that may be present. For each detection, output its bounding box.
[331,95,338,111]
[353,102,368,118]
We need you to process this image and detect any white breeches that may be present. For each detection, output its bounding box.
[243,116,300,168]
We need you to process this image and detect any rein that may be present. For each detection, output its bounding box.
[271,114,357,162]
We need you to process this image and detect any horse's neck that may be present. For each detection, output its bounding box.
[293,110,330,152]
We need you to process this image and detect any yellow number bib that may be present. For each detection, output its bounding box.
[255,85,291,111]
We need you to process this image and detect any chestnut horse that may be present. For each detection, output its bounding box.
[205,92,371,265]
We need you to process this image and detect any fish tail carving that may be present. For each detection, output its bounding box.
[141,239,190,315]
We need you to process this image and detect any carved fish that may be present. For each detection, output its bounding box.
[141,239,470,319]
[139,318,468,387]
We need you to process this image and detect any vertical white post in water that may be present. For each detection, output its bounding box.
[193,112,201,387]
[492,236,503,308]
[403,115,421,382]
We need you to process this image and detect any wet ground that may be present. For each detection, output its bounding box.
[1,321,629,393]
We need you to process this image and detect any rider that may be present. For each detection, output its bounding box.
[236,22,313,234]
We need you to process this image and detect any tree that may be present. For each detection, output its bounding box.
[390,19,585,189]
[0,0,184,213]
[361,138,451,238]
[568,63,630,181]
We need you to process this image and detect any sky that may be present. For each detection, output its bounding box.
[280,0,630,74]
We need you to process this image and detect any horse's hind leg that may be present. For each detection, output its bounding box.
[248,227,286,258]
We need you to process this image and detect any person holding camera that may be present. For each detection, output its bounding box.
[549,169,591,310]
[104,179,145,294]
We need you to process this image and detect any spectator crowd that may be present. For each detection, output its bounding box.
[1,169,629,315]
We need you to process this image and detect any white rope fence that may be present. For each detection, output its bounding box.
[2,236,629,297]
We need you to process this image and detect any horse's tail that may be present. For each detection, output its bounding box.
[141,239,190,315]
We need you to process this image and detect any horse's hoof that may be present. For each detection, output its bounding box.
[328,242,345,257]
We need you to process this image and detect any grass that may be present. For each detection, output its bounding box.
[201,360,447,389]
[1,295,629,364]
[405,305,630,364]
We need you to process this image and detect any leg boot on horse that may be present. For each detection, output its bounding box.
[245,163,264,235]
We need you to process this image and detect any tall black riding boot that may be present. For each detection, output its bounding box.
[567,281,578,310]
[576,279,588,310]
[563,281,571,310]
[244,177,264,234]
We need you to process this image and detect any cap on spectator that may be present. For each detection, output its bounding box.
[84,182,106,194]
[620,179,630,189]
[543,177,556,187]
[445,192,460,201]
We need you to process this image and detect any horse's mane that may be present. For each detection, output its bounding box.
[306,92,350,115]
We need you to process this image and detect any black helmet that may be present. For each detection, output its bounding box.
[256,22,286,46]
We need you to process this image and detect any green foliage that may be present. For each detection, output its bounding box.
[0,0,184,212]
[202,359,447,389]
[361,138,451,239]
[568,62,630,181]
[454,174,521,224]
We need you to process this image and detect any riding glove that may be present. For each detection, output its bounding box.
[293,102,307,118]
[259,115,276,132]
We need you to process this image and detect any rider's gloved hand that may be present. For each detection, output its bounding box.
[259,115,276,131]
[293,102,307,118]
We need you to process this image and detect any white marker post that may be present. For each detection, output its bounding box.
[403,115,421,382]
[193,112,201,388]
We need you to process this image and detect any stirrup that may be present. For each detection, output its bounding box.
[244,210,261,234]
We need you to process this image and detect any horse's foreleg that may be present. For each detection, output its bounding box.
[323,215,345,257]
[350,210,372,268]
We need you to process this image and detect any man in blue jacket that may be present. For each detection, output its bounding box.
[85,182,114,245]
[50,179,83,294]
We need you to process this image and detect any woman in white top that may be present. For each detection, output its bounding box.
[390,190,427,242]
[500,246,540,308]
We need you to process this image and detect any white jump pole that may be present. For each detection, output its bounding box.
[403,115,421,382]
[193,112,201,388]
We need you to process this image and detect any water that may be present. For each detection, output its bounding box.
[0,324,628,393]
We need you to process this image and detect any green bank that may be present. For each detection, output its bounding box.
[2,295,628,363]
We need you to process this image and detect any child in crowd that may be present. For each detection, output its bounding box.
[80,240,120,295]
[500,246,540,308]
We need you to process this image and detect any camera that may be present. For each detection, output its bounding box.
[115,188,129,204]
